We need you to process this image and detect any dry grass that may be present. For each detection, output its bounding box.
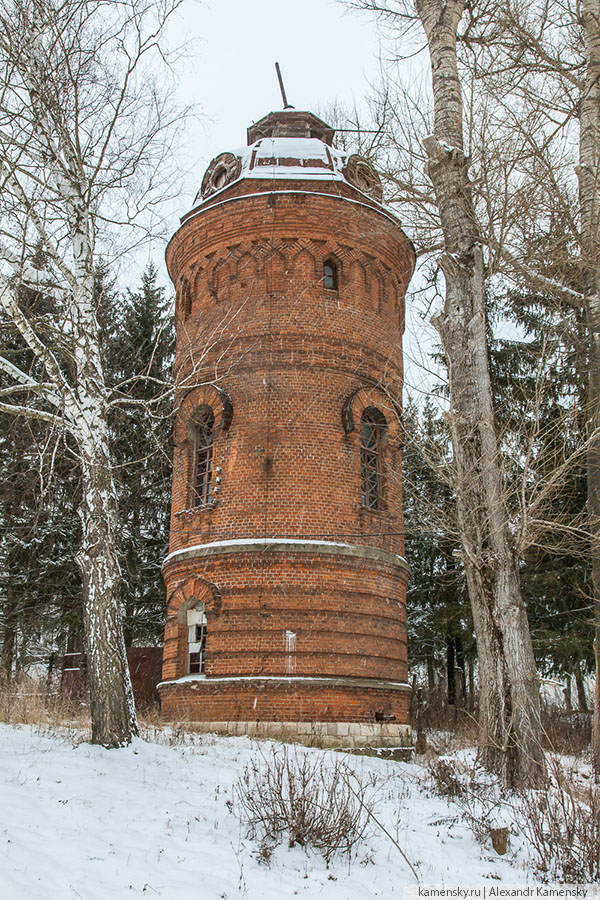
[0,674,90,729]
[540,704,592,756]
[412,685,592,758]
[411,688,479,752]
[0,679,216,747]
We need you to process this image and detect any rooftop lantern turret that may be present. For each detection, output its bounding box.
[246,109,335,146]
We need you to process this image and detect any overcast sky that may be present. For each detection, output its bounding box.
[166,0,383,210]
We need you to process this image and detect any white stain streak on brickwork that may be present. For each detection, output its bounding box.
[285,630,297,674]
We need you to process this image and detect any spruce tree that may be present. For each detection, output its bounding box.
[403,401,472,706]
[0,263,174,685]
[489,290,593,699]
[107,264,174,647]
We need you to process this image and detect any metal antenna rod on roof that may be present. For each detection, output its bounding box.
[275,62,294,109]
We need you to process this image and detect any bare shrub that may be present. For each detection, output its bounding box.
[427,758,468,798]
[518,758,600,883]
[427,756,510,848]
[540,704,591,756]
[234,745,377,865]
[429,753,600,878]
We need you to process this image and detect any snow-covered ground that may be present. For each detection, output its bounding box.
[0,724,553,899]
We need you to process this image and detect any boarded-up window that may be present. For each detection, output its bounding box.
[187,606,207,674]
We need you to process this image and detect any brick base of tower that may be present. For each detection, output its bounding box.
[159,543,412,748]
[159,679,411,749]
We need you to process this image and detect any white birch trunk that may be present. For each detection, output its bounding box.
[579,0,600,775]
[75,413,138,747]
[416,0,545,786]
[65,208,138,746]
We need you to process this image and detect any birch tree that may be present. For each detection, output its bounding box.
[0,0,184,746]
[444,0,600,774]
[347,0,546,787]
[579,0,600,775]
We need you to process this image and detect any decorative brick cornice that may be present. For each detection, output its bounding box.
[163,537,410,574]
[173,231,406,322]
[158,673,411,692]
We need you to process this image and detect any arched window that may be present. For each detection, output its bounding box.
[187,604,207,674]
[192,407,214,506]
[360,407,386,509]
[323,258,338,290]
[182,281,192,319]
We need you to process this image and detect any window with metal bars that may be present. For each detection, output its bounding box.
[360,407,386,509]
[192,407,214,506]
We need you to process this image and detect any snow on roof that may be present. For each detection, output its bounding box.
[237,137,347,181]
[193,136,350,206]
[191,133,388,214]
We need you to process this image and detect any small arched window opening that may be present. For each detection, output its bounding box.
[187,604,207,674]
[192,406,214,506]
[360,407,387,510]
[182,281,192,320]
[323,258,338,291]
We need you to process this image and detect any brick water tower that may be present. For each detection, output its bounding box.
[159,108,415,748]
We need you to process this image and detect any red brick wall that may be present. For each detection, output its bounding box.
[162,550,408,683]
[161,172,415,725]
[159,679,410,725]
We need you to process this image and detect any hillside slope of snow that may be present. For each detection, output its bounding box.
[0,724,533,899]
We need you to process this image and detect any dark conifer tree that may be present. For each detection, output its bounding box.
[403,400,472,705]
[0,263,174,682]
[107,264,174,646]
[489,290,593,698]
[0,270,82,681]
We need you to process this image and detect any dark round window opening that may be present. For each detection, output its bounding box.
[213,167,228,190]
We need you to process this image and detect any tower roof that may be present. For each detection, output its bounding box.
[193,110,383,210]
[246,110,335,146]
